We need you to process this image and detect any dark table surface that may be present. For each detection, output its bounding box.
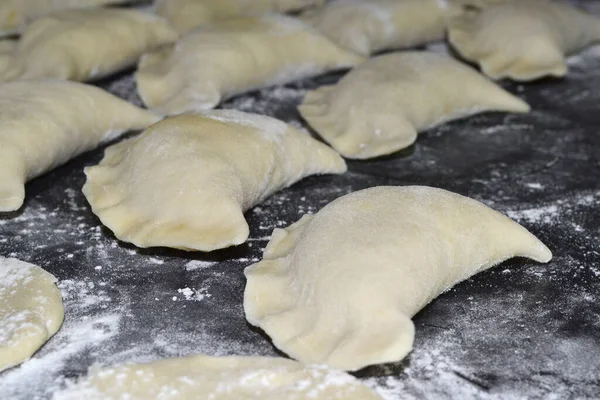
[1,13,600,400]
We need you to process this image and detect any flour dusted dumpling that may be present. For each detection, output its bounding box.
[0,9,177,83]
[244,186,553,371]
[155,0,325,34]
[52,355,383,400]
[298,52,529,160]
[307,0,447,56]
[0,257,64,372]
[83,110,346,251]
[0,80,160,212]
[136,15,364,115]
[0,0,146,36]
[447,1,600,81]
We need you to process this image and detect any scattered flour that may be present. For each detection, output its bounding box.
[184,260,218,271]
[506,204,560,224]
[177,287,211,302]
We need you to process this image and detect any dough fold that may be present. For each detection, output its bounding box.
[244,186,553,371]
[0,257,64,372]
[306,0,447,56]
[0,79,160,212]
[135,14,365,115]
[83,110,346,251]
[52,355,383,400]
[0,9,177,82]
[156,0,326,34]
[298,51,530,160]
[448,1,600,81]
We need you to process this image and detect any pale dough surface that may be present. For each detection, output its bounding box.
[448,0,600,81]
[0,257,64,372]
[298,51,529,160]
[135,14,364,115]
[83,110,346,252]
[0,79,160,212]
[0,8,177,83]
[0,0,146,36]
[244,186,552,371]
[52,355,383,400]
[0,39,14,77]
[155,0,325,34]
[307,0,447,56]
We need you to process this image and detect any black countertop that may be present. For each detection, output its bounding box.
[1,36,599,400]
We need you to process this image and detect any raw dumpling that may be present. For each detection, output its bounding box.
[306,0,447,56]
[0,79,160,212]
[447,1,600,81]
[0,0,146,36]
[0,9,177,83]
[135,15,364,115]
[298,51,529,160]
[244,186,553,371]
[0,257,64,372]
[52,354,383,400]
[155,0,326,34]
[82,110,346,251]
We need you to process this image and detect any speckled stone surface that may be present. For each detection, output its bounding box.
[1,9,600,400]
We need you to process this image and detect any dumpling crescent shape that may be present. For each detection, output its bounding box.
[298,51,530,160]
[0,257,64,372]
[0,79,160,213]
[307,0,447,56]
[52,355,383,400]
[1,9,177,82]
[135,14,365,116]
[82,110,347,252]
[447,1,600,81]
[0,0,146,36]
[244,186,553,371]
[155,0,326,35]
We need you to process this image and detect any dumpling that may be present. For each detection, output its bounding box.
[0,9,177,83]
[135,15,365,116]
[306,0,447,56]
[0,257,64,372]
[82,110,346,252]
[0,79,160,212]
[298,51,529,160]
[244,186,553,371]
[0,0,146,36]
[155,0,326,34]
[447,1,600,81]
[52,354,383,400]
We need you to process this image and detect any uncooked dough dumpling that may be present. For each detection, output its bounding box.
[155,0,326,34]
[0,79,161,212]
[83,110,346,252]
[0,0,146,36]
[52,354,383,400]
[306,0,447,56]
[244,186,553,371]
[135,14,365,115]
[447,1,600,81]
[0,257,64,372]
[298,51,530,160]
[0,8,177,82]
